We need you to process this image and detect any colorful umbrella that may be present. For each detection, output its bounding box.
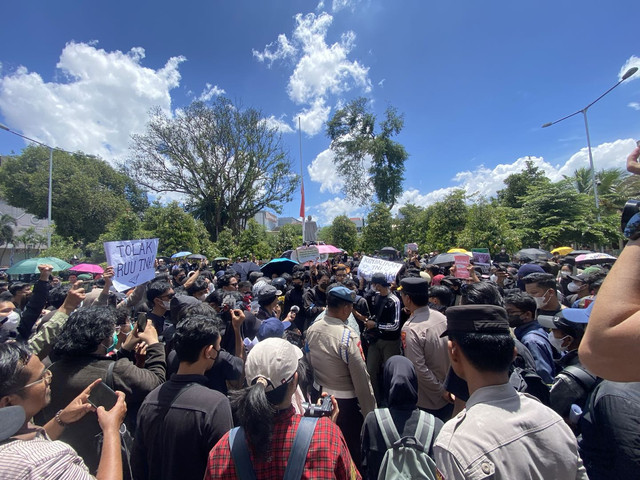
[316,244,342,254]
[260,257,299,277]
[447,248,469,253]
[6,257,72,275]
[550,247,573,256]
[69,263,104,274]
[574,253,617,264]
[171,251,192,259]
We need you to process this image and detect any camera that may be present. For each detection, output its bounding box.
[621,199,640,239]
[302,395,334,417]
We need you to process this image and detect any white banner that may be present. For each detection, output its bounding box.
[104,238,159,292]
[294,246,320,264]
[357,255,403,284]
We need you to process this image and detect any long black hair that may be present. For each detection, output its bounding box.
[52,306,116,357]
[230,360,305,458]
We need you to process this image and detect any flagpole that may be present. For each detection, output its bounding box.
[299,117,305,244]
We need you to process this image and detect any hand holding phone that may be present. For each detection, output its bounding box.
[136,313,147,333]
[88,381,118,411]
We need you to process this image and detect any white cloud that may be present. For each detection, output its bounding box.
[254,12,371,135]
[629,102,640,111]
[619,55,640,82]
[252,34,296,66]
[197,83,225,102]
[0,41,185,162]
[387,138,639,214]
[262,115,295,134]
[308,148,343,193]
[312,196,365,225]
[331,0,359,12]
[297,97,331,135]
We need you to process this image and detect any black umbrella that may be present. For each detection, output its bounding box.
[187,254,207,260]
[515,248,552,261]
[231,261,261,282]
[427,253,456,266]
[260,258,299,277]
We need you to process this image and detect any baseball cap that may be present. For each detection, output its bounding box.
[257,317,291,341]
[568,273,590,283]
[441,304,510,338]
[327,285,355,303]
[257,284,282,302]
[538,302,593,330]
[245,338,303,392]
[0,406,26,441]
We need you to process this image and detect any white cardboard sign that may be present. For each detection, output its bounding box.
[104,238,159,292]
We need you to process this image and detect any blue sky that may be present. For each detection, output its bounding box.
[1,0,639,227]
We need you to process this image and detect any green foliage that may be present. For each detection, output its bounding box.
[361,203,394,252]
[326,97,408,207]
[41,235,84,263]
[496,159,549,208]
[424,190,468,252]
[214,228,237,259]
[270,223,302,255]
[127,98,298,240]
[236,219,274,261]
[393,204,429,252]
[457,200,521,254]
[141,202,215,259]
[13,227,47,258]
[330,215,358,252]
[317,226,333,243]
[0,214,16,247]
[0,145,147,243]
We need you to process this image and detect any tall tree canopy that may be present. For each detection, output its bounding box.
[0,145,147,243]
[127,98,298,240]
[326,97,408,208]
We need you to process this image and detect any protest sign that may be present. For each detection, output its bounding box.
[292,246,320,264]
[454,255,470,279]
[404,243,419,255]
[357,255,403,284]
[472,248,491,274]
[104,238,159,292]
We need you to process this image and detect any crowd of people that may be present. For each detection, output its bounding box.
[0,241,636,479]
[2,140,640,480]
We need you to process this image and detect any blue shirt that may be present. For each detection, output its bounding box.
[515,321,555,384]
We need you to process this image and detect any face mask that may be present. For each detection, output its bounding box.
[208,283,215,294]
[533,295,546,309]
[490,274,498,283]
[567,282,581,293]
[547,331,570,353]
[0,311,20,333]
[293,283,303,290]
[508,314,525,328]
[560,271,570,278]
[162,300,171,310]
[105,332,118,353]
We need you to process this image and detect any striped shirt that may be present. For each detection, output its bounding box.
[0,432,94,480]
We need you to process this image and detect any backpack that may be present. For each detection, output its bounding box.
[374,408,438,480]
[509,365,550,406]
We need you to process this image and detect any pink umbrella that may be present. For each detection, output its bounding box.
[574,253,617,264]
[69,263,105,274]
[316,244,343,254]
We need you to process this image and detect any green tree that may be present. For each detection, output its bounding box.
[424,190,468,252]
[14,227,47,258]
[0,214,17,265]
[331,215,358,253]
[496,159,549,208]
[42,235,83,263]
[393,204,429,251]
[326,97,408,207]
[361,203,394,252]
[457,200,521,254]
[237,219,274,261]
[214,228,237,259]
[0,145,147,243]
[317,226,333,244]
[270,223,302,254]
[141,202,215,258]
[127,98,298,240]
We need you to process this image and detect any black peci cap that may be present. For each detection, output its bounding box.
[441,304,510,338]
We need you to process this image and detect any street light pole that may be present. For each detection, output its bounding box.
[0,123,56,248]
[542,66,638,221]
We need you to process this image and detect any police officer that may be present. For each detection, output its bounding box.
[434,305,588,479]
[305,284,376,468]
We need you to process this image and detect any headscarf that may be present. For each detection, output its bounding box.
[383,355,418,410]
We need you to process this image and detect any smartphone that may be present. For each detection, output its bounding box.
[136,312,147,333]
[88,381,118,410]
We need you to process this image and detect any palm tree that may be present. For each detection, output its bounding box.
[565,167,631,214]
[0,214,17,266]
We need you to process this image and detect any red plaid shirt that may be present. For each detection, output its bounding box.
[205,407,361,480]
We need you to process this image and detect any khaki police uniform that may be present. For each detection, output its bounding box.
[401,305,450,411]
[433,383,588,479]
[306,313,376,468]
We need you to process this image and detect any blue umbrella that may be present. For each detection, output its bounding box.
[260,257,299,277]
[171,251,192,259]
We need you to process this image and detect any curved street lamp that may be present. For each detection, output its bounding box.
[542,66,638,221]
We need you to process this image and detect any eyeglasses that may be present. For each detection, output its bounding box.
[160,293,175,300]
[16,368,52,392]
